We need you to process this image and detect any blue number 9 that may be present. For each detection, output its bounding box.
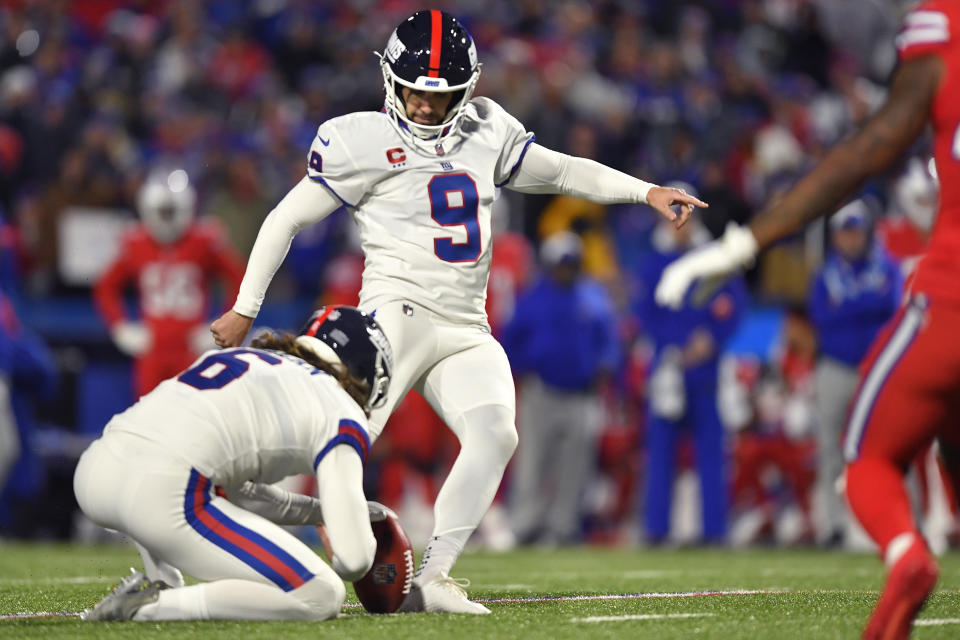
[429,173,481,263]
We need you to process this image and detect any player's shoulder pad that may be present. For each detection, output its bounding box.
[463,96,527,136]
[121,224,150,247]
[311,112,394,167]
[307,112,394,205]
[464,96,513,126]
[897,1,955,56]
[190,218,231,244]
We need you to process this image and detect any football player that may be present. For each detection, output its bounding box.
[210,10,705,613]
[94,169,244,397]
[656,3,960,637]
[75,306,393,622]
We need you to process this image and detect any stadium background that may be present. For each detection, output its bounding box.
[0,0,933,551]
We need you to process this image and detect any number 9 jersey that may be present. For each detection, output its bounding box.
[306,97,535,327]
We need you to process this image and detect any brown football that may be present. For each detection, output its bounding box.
[353,512,414,613]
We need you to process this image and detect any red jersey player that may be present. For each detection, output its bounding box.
[656,3,960,637]
[94,170,244,397]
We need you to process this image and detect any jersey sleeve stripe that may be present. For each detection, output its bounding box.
[313,418,371,468]
[308,174,355,208]
[905,10,948,29]
[897,26,950,50]
[495,134,537,188]
[183,470,315,591]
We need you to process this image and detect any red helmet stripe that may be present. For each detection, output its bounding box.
[306,305,340,336]
[427,10,442,78]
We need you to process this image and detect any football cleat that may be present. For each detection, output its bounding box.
[81,568,170,621]
[862,536,938,640]
[397,571,490,615]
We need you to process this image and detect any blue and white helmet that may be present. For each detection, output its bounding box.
[297,306,393,414]
[377,10,480,142]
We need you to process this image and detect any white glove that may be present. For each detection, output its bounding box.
[189,324,217,355]
[655,222,758,309]
[111,321,152,357]
[367,500,398,522]
[649,347,686,420]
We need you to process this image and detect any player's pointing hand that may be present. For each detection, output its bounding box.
[646,186,709,229]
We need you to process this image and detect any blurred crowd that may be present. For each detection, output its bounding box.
[1,0,953,552]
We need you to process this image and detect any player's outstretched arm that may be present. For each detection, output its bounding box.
[748,55,941,249]
[210,177,342,347]
[505,143,707,227]
[223,481,326,525]
[316,445,376,581]
[655,55,941,309]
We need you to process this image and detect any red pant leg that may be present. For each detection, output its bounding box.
[844,295,960,553]
[843,296,960,467]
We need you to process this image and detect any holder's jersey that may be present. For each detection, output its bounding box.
[102,348,369,489]
[306,97,535,326]
[897,2,960,302]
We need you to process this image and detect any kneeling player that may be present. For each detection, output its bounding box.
[74,306,393,621]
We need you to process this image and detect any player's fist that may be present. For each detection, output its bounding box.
[210,310,254,348]
[353,508,414,614]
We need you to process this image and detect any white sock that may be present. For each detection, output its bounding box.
[133,580,315,621]
[884,532,918,568]
[416,533,468,582]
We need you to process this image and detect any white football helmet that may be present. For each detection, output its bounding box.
[377,10,480,144]
[893,157,938,234]
[137,168,196,244]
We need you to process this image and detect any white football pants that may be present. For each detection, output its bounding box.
[366,300,518,538]
[73,431,344,621]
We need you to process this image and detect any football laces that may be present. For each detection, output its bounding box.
[402,549,414,595]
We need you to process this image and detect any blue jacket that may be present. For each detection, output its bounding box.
[808,246,902,366]
[635,246,747,381]
[0,293,57,499]
[501,276,620,392]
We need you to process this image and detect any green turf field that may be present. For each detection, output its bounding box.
[1,542,958,638]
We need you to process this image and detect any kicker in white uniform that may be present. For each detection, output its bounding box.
[210,9,707,614]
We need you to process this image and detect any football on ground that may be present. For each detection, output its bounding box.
[353,510,414,613]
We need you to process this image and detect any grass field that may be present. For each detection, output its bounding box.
[1,542,959,638]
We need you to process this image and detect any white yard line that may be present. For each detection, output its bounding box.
[0,611,82,620]
[0,576,113,585]
[478,588,791,603]
[915,618,960,626]
[574,613,715,623]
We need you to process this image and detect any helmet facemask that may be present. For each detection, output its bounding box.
[378,53,480,144]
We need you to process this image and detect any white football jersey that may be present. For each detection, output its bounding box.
[306,97,534,326]
[103,348,370,489]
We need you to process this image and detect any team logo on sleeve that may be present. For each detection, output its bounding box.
[386,148,406,167]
